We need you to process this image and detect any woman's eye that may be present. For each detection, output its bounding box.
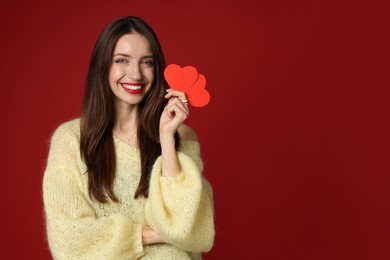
[141,59,154,66]
[115,59,127,63]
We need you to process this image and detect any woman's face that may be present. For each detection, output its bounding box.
[108,33,155,108]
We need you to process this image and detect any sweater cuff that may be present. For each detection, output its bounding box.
[132,224,144,257]
[159,172,186,184]
[110,215,145,258]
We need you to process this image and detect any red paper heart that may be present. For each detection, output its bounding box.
[187,74,210,107]
[164,64,211,107]
[164,64,199,92]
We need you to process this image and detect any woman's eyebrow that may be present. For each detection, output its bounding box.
[113,53,130,57]
[141,55,154,59]
[113,53,154,58]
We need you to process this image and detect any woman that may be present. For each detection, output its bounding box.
[43,16,214,259]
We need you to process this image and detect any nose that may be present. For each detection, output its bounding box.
[127,63,142,81]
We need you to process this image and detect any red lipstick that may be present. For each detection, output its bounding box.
[120,82,144,95]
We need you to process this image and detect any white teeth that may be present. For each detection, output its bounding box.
[122,84,142,90]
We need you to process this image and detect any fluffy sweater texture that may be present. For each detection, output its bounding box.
[43,118,215,260]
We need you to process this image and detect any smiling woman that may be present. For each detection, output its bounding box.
[42,16,215,259]
[109,34,155,105]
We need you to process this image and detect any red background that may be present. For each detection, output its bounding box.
[1,0,389,259]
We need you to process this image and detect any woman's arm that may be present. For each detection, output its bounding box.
[159,89,190,177]
[144,141,215,252]
[43,122,146,259]
[142,226,164,245]
[145,92,215,252]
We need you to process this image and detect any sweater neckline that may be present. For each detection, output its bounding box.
[113,134,139,149]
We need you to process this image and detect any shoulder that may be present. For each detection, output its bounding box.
[178,124,198,141]
[50,118,81,145]
[46,118,81,169]
[54,118,80,135]
[177,124,202,163]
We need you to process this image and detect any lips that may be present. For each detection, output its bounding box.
[120,82,145,95]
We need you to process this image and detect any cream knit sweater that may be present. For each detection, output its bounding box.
[43,119,215,260]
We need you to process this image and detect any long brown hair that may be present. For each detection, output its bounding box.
[80,16,179,203]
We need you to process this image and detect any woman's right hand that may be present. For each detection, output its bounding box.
[142,226,164,245]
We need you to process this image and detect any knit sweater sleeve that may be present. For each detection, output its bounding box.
[144,141,215,253]
[43,121,144,260]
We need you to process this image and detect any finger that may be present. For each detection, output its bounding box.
[166,94,189,109]
[167,97,190,114]
[166,100,189,115]
[165,91,185,98]
[165,101,189,119]
[165,89,188,102]
[166,95,188,106]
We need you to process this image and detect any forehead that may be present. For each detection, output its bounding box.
[114,33,152,56]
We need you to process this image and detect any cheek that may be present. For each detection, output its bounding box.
[108,67,115,83]
[145,68,155,83]
[108,65,124,83]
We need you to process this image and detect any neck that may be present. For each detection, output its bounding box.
[113,103,139,132]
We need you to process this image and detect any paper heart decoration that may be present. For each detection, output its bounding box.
[164,64,211,107]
